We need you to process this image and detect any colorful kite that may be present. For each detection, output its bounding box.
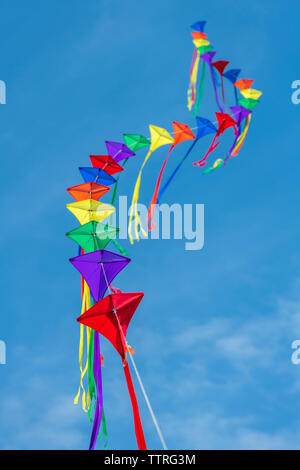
[66,20,261,450]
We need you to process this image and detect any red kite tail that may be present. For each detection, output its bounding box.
[109,285,122,294]
[193,133,219,167]
[123,361,147,450]
[147,146,174,231]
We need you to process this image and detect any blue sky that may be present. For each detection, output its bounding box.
[1,0,300,450]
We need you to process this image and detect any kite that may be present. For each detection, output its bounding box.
[79,167,117,185]
[67,182,110,202]
[66,222,120,253]
[212,60,229,106]
[70,250,131,302]
[89,155,124,175]
[66,199,116,225]
[66,20,261,451]
[77,293,147,450]
[193,112,237,167]
[105,141,136,163]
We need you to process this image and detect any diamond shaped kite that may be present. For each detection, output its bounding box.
[190,21,207,32]
[77,291,146,450]
[212,60,230,105]
[70,250,131,302]
[79,167,116,186]
[238,98,259,110]
[193,38,210,49]
[240,88,262,100]
[234,79,254,90]
[196,117,217,138]
[201,51,216,65]
[149,125,174,152]
[105,141,136,163]
[89,155,124,175]
[212,60,229,76]
[66,199,115,225]
[172,121,196,145]
[67,182,110,202]
[223,69,241,84]
[191,31,208,40]
[193,113,237,167]
[215,112,237,136]
[77,292,144,358]
[230,105,251,126]
[66,221,119,253]
[123,134,150,152]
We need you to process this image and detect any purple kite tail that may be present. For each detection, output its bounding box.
[89,332,103,450]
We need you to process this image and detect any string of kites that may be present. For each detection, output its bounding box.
[65,20,262,450]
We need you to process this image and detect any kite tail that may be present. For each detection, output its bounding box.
[157,139,199,204]
[209,65,223,112]
[221,75,225,105]
[123,361,147,450]
[109,284,122,294]
[187,49,200,110]
[193,61,206,117]
[74,278,90,411]
[110,178,119,207]
[231,115,251,157]
[193,133,219,167]
[147,145,174,230]
[87,329,96,419]
[202,158,224,174]
[128,150,152,244]
[111,239,128,256]
[223,127,241,165]
[89,331,103,450]
[187,48,197,109]
[110,158,129,206]
[234,86,239,105]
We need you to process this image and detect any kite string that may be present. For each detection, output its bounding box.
[127,351,168,451]
[100,264,168,450]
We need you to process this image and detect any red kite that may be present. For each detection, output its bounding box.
[193,112,237,167]
[77,292,147,450]
[212,60,229,104]
[89,155,124,175]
